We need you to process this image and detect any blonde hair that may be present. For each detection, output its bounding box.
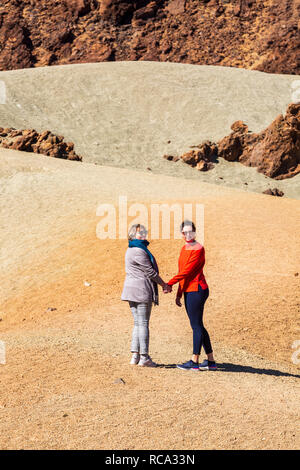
[128,224,147,240]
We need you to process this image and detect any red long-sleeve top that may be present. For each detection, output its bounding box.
[167,242,208,297]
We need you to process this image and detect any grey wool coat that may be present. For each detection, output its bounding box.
[121,247,160,305]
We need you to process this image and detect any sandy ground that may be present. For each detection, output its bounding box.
[0,62,300,198]
[0,148,299,450]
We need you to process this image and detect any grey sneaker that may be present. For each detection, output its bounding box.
[138,355,157,367]
[176,360,199,371]
[130,353,140,365]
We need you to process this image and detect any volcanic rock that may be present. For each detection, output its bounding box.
[170,103,300,180]
[0,127,82,161]
[217,121,262,163]
[99,1,135,25]
[196,160,215,171]
[262,188,284,197]
[180,140,217,167]
[238,104,300,179]
[163,154,180,162]
[166,0,186,15]
[216,104,300,179]
[0,0,299,74]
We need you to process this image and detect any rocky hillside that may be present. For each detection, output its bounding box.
[165,103,300,180]
[0,0,299,74]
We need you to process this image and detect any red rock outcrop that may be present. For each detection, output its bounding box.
[262,188,284,196]
[0,127,82,161]
[180,141,217,171]
[173,103,300,180]
[220,104,300,179]
[0,0,299,74]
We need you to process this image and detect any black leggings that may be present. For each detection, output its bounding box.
[184,285,213,356]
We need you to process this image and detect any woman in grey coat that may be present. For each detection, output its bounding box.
[121,224,171,367]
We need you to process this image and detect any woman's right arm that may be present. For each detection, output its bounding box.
[167,247,204,288]
[134,249,168,288]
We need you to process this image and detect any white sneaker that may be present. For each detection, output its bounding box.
[138,355,157,367]
[130,353,140,365]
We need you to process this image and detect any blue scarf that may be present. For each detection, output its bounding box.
[128,239,155,265]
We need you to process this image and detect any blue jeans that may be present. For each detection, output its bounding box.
[184,285,213,356]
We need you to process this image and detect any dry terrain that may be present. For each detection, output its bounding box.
[0,62,300,198]
[0,61,299,450]
[0,148,299,450]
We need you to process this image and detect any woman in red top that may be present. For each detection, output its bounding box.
[167,220,217,371]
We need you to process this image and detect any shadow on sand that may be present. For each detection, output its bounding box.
[157,362,300,379]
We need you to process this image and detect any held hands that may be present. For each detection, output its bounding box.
[161,281,182,305]
[161,279,181,304]
[162,283,172,294]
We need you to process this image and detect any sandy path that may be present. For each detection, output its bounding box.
[0,149,299,449]
[0,305,299,450]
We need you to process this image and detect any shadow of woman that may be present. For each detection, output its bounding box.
[204,362,300,378]
[157,362,300,378]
